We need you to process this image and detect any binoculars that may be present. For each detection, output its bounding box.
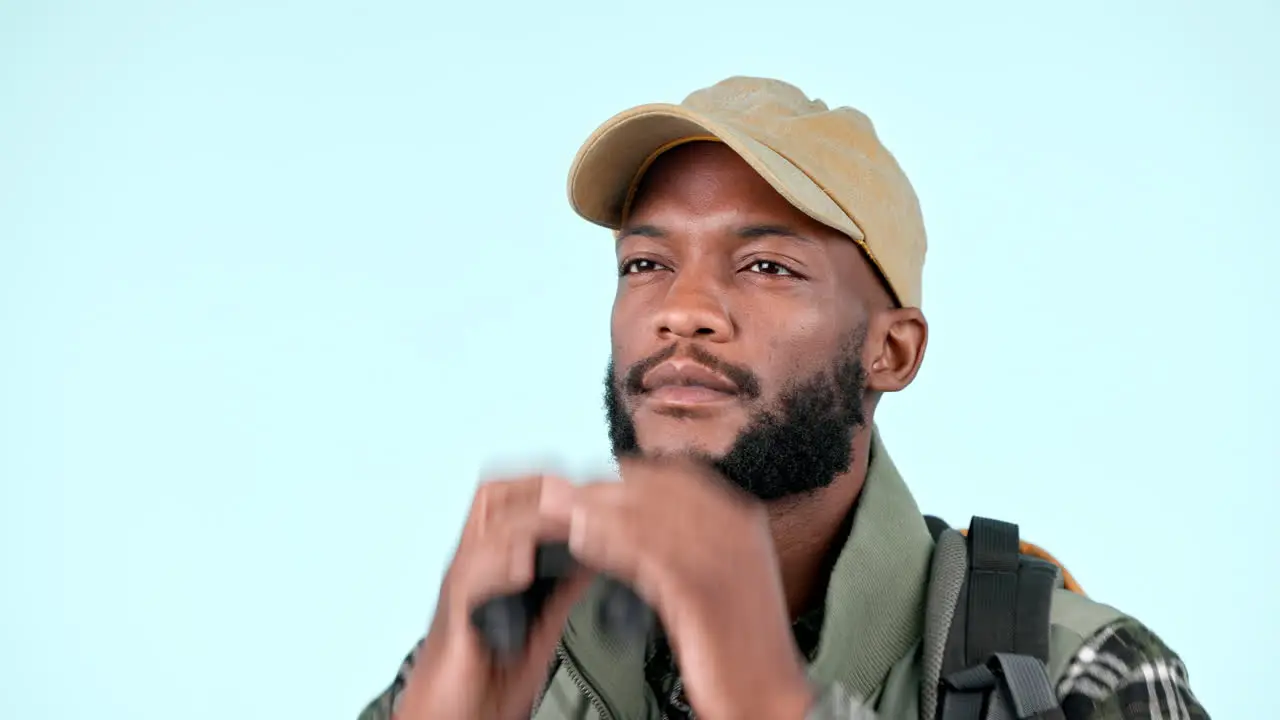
[469,542,654,659]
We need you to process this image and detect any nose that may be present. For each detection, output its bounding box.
[650,267,734,342]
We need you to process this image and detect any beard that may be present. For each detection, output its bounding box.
[603,329,869,502]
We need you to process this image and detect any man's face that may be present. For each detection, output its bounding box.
[604,142,884,501]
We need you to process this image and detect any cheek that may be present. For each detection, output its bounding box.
[752,304,825,354]
[610,302,647,364]
[745,304,841,383]
[610,293,630,339]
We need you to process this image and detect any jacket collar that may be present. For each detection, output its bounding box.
[807,428,933,701]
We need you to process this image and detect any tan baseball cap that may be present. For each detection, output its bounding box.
[566,76,928,308]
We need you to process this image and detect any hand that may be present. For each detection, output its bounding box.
[395,475,590,720]
[546,457,816,720]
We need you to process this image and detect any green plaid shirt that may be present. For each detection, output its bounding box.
[1055,618,1209,719]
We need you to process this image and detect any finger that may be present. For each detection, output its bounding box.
[446,475,576,613]
[458,475,573,552]
[463,475,547,538]
[447,513,574,609]
[565,485,665,605]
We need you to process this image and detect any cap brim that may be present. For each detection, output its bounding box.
[566,103,865,243]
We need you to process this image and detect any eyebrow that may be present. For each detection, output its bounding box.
[616,224,665,242]
[736,224,814,244]
[616,223,815,244]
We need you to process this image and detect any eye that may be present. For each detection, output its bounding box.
[746,260,796,276]
[620,258,669,276]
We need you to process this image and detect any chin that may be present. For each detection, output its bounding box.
[632,410,745,459]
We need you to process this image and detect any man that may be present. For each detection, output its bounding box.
[358,77,1208,720]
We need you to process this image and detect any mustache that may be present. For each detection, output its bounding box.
[620,343,762,399]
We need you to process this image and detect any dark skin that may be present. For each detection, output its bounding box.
[605,142,928,618]
[397,143,927,720]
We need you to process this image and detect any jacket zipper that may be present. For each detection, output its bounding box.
[554,641,615,720]
[530,652,561,717]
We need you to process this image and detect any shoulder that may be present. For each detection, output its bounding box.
[1048,596,1210,719]
[356,639,421,720]
[1047,589,1128,673]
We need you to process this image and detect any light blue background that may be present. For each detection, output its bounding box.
[2,1,1275,718]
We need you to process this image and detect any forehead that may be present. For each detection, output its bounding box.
[625,142,822,229]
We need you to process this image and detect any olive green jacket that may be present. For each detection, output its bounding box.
[359,432,1161,719]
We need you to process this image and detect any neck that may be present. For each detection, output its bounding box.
[765,429,873,618]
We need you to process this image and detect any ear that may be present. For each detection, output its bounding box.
[863,307,928,393]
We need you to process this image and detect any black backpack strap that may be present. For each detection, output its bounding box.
[931,516,1064,720]
[964,517,1022,666]
[1012,554,1058,663]
[944,517,1059,669]
[940,654,1065,720]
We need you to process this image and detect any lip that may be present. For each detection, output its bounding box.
[639,360,740,408]
[645,384,737,406]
